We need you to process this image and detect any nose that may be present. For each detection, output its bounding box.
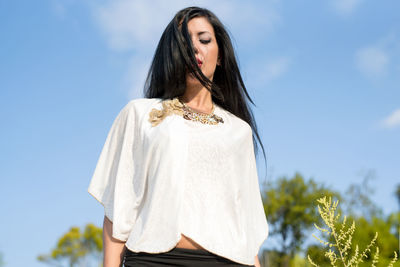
[192,45,199,55]
[192,40,199,54]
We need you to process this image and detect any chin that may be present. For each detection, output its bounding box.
[186,73,213,85]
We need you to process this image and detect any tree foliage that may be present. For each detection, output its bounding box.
[0,252,4,267]
[262,172,339,264]
[342,169,382,221]
[38,223,102,267]
[396,184,400,210]
[355,215,399,266]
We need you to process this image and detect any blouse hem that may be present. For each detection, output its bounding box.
[124,231,258,266]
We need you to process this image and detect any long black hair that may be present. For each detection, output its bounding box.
[144,6,267,181]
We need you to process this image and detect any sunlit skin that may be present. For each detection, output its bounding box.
[179,16,220,114]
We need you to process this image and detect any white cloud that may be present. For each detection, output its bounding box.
[50,1,67,19]
[262,57,291,81]
[331,0,363,15]
[123,54,153,99]
[380,109,400,129]
[50,0,80,26]
[354,33,400,78]
[246,56,291,88]
[355,46,389,77]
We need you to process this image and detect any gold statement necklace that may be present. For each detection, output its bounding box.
[148,97,224,127]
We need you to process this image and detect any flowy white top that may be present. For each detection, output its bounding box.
[87,97,269,265]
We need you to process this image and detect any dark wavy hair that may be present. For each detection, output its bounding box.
[143,6,267,180]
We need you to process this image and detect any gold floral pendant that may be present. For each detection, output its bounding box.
[148,97,224,127]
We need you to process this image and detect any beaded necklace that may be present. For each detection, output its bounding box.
[178,97,224,125]
[148,97,224,127]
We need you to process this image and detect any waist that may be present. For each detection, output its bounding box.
[124,247,255,266]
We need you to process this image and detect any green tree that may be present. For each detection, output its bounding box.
[393,185,400,251]
[396,184,400,211]
[341,172,399,265]
[262,172,339,267]
[353,214,399,266]
[0,251,4,267]
[306,245,331,266]
[342,169,382,221]
[38,223,102,267]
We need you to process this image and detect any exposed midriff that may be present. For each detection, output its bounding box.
[174,234,206,250]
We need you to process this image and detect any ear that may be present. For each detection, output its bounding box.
[217,54,221,66]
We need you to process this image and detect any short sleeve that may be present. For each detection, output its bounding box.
[87,102,138,242]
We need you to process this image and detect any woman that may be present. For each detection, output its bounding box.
[88,6,268,267]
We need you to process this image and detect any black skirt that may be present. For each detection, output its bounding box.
[123,246,255,267]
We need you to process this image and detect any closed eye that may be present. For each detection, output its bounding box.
[200,39,211,44]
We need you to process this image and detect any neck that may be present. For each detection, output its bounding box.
[180,85,213,114]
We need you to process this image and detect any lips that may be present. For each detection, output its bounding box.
[196,58,203,67]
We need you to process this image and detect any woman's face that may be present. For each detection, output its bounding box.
[185,16,219,86]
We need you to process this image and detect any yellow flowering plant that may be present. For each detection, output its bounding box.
[307,196,398,267]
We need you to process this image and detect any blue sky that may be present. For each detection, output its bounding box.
[1,0,399,266]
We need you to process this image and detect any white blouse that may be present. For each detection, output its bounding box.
[87,97,269,266]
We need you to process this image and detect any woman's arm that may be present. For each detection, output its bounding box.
[103,216,127,267]
[255,255,261,267]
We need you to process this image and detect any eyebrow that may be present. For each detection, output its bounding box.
[198,31,211,35]
[189,31,211,36]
